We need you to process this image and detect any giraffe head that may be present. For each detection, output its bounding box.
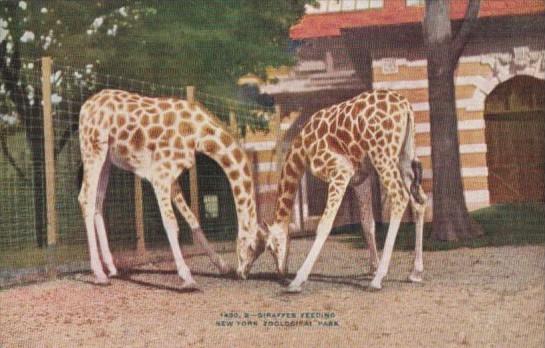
[236,224,267,279]
[265,222,290,277]
[236,222,290,279]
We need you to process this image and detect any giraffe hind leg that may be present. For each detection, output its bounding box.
[408,188,427,283]
[352,177,379,275]
[78,153,109,284]
[93,156,118,277]
[171,181,232,274]
[400,158,427,282]
[369,158,410,290]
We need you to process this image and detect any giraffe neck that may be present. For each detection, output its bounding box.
[196,125,258,238]
[273,136,306,225]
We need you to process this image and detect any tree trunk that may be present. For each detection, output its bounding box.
[427,45,479,240]
[424,0,483,240]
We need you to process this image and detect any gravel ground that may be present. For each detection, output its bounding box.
[1,236,543,347]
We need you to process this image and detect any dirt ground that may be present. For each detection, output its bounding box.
[1,236,543,348]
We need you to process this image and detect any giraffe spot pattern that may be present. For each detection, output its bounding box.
[201,125,216,137]
[233,148,243,162]
[220,132,233,147]
[130,128,145,150]
[178,121,194,136]
[148,126,164,139]
[203,140,219,154]
[163,111,176,127]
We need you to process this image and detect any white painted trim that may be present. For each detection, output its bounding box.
[243,141,276,151]
[464,190,490,204]
[373,75,496,94]
[257,183,277,194]
[423,167,489,179]
[416,143,487,157]
[415,119,485,134]
[372,54,483,69]
[412,97,486,112]
[256,161,278,173]
[373,79,427,90]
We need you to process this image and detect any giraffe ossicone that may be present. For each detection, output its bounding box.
[78,89,263,286]
[238,90,428,292]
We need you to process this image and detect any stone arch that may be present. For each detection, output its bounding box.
[466,48,545,112]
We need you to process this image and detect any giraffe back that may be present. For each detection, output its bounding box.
[79,89,224,180]
[299,90,413,171]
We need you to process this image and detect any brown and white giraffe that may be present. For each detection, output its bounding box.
[238,90,427,292]
[78,89,264,287]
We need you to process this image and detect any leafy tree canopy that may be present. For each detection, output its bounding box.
[3,0,311,96]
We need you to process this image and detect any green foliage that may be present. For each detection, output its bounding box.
[338,203,545,251]
[7,0,311,96]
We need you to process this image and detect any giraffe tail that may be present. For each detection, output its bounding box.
[400,102,426,205]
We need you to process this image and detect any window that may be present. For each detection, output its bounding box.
[305,0,383,14]
[203,195,219,219]
[406,0,425,6]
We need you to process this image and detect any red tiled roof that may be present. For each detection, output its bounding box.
[290,0,545,39]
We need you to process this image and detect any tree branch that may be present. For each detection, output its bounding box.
[0,132,29,182]
[451,0,481,65]
[54,123,79,158]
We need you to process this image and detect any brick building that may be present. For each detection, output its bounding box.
[242,0,544,232]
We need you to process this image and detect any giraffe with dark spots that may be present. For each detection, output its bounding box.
[78,89,264,288]
[237,90,427,293]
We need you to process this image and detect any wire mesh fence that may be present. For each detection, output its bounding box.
[1,56,544,289]
[0,56,276,286]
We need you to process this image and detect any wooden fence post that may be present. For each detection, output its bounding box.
[248,150,260,223]
[186,86,200,220]
[274,105,283,168]
[229,110,238,139]
[134,177,146,254]
[41,56,57,277]
[42,57,57,246]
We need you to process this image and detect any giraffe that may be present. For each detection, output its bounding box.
[78,89,265,288]
[237,90,427,292]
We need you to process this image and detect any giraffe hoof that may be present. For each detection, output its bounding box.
[182,280,199,290]
[108,269,119,278]
[285,283,303,293]
[408,271,423,283]
[218,262,233,275]
[94,275,111,286]
[369,280,382,291]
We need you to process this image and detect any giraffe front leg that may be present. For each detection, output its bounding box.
[408,196,426,283]
[286,167,353,293]
[369,160,410,290]
[171,182,232,274]
[153,181,197,289]
[353,177,379,275]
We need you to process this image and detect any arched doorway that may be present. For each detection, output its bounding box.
[484,76,545,204]
[193,154,237,240]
